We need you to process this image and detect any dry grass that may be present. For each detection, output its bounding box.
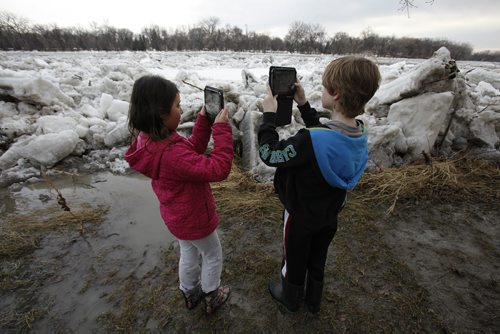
[212,156,499,225]
[0,229,39,259]
[212,156,499,220]
[0,309,45,331]
[1,205,107,259]
[212,164,282,223]
[355,156,499,214]
[8,205,107,233]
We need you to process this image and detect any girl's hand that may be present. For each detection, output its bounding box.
[214,107,229,124]
[199,106,206,116]
[293,80,307,106]
[262,85,278,113]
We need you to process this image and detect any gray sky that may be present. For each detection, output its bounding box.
[2,0,500,51]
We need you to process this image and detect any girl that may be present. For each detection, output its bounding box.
[124,75,233,315]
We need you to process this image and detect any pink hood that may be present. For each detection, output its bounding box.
[124,132,175,180]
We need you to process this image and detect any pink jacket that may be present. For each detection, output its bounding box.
[124,114,233,240]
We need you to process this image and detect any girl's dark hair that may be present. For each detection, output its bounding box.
[128,75,179,141]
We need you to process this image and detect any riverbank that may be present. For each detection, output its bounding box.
[1,157,499,332]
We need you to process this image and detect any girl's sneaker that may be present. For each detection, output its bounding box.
[181,285,204,310]
[204,286,231,315]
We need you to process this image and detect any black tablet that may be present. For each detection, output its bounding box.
[204,86,224,124]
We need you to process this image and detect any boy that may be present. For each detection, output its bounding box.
[258,56,381,313]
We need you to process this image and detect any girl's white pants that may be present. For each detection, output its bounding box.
[178,230,222,294]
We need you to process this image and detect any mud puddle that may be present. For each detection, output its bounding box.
[1,172,174,332]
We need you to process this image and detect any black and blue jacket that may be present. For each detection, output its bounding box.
[258,102,368,230]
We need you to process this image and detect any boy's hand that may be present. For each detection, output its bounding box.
[214,107,229,124]
[293,80,307,106]
[263,85,278,113]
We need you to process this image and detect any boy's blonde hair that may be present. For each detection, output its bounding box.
[322,56,381,118]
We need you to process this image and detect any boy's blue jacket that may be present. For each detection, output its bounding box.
[258,102,368,229]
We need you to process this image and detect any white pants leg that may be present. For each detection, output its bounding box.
[178,230,222,294]
[178,238,201,292]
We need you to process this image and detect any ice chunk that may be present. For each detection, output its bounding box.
[0,130,80,169]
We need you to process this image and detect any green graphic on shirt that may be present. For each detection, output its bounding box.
[259,144,297,164]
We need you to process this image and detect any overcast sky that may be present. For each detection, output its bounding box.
[2,0,500,51]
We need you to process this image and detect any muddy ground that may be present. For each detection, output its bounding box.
[0,161,499,333]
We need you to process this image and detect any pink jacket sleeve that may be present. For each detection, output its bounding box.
[165,122,233,182]
[187,113,211,154]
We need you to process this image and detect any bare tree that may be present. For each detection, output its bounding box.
[198,17,221,50]
[199,17,220,37]
[399,0,435,17]
[0,11,30,33]
[284,21,326,53]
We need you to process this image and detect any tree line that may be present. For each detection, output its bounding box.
[1,12,498,61]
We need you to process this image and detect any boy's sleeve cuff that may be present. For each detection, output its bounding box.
[262,112,277,124]
[297,101,311,113]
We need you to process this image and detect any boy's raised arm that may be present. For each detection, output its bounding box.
[297,101,321,128]
[294,81,320,127]
[258,112,312,169]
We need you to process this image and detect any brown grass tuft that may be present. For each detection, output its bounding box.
[356,156,499,214]
[0,229,39,259]
[212,164,282,223]
[1,205,107,259]
[8,205,107,233]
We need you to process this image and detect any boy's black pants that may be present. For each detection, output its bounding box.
[281,210,338,286]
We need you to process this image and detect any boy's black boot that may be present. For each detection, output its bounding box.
[268,276,304,312]
[304,276,324,314]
